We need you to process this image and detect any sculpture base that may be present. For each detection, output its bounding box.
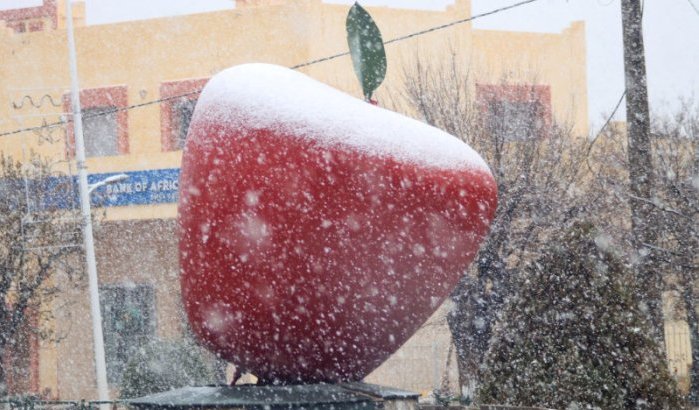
[127,382,420,410]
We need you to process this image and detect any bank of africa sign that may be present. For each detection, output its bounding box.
[87,168,180,206]
[40,168,181,209]
[89,168,180,207]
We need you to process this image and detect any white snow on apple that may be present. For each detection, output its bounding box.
[193,63,490,172]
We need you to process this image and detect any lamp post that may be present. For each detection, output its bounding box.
[65,0,110,404]
[88,174,129,194]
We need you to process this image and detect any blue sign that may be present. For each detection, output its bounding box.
[40,168,181,209]
[88,168,181,207]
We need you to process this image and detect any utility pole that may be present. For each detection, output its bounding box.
[620,0,662,337]
[65,0,111,406]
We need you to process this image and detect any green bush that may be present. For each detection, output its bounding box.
[477,222,685,409]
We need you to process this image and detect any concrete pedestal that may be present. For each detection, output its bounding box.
[127,382,420,410]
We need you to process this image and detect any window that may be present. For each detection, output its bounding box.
[160,78,208,151]
[63,85,128,158]
[477,84,552,141]
[100,284,156,385]
[484,99,544,141]
[171,97,197,150]
[83,106,118,157]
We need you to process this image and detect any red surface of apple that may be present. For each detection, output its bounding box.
[178,64,497,384]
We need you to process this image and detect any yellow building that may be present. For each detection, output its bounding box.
[0,0,588,400]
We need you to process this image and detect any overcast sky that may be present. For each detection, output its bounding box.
[2,0,698,132]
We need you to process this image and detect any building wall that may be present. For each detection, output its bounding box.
[0,0,588,400]
[44,220,181,399]
[364,301,460,397]
[472,22,588,136]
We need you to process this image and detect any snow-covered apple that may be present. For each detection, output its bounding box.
[178,63,497,384]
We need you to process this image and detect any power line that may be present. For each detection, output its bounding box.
[0,0,540,139]
[598,91,627,138]
[687,0,699,16]
[385,0,538,45]
[0,91,202,138]
[291,0,539,69]
[585,90,626,174]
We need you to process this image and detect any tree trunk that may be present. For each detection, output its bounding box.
[448,245,506,392]
[621,0,664,338]
[683,284,699,403]
[0,345,6,398]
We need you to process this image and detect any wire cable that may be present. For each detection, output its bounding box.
[597,90,626,139]
[687,0,699,16]
[584,90,626,175]
[292,0,540,69]
[0,0,540,139]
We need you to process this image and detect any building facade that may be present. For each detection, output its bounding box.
[0,0,588,400]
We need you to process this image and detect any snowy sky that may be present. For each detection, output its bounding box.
[1,0,698,132]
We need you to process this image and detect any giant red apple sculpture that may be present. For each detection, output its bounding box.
[178,63,497,384]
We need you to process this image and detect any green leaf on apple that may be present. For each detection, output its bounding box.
[346,2,387,101]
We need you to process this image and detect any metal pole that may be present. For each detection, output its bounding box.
[65,0,111,404]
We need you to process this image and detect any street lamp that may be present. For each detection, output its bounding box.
[88,174,129,194]
[65,0,110,404]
